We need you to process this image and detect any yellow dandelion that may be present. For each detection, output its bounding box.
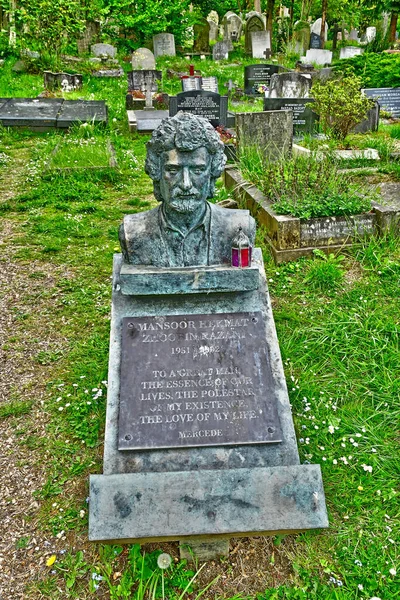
[46,555,57,567]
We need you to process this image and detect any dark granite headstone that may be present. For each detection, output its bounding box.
[169,90,228,126]
[57,100,108,128]
[310,32,322,49]
[263,97,318,134]
[118,312,282,450]
[244,64,280,96]
[363,87,400,118]
[0,98,63,128]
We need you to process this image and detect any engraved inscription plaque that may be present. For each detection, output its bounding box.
[118,312,282,450]
[169,90,228,126]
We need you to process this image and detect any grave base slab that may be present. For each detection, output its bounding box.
[89,465,328,543]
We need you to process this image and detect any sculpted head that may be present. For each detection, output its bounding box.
[145,112,226,214]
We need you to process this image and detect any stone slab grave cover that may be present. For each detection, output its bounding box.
[244,64,281,96]
[213,41,229,61]
[128,109,169,134]
[194,18,210,54]
[223,11,242,43]
[263,97,318,135]
[91,43,117,58]
[339,46,364,59]
[131,48,156,70]
[0,97,63,129]
[268,72,312,98]
[245,12,265,53]
[169,90,228,127]
[302,49,332,65]
[57,100,108,128]
[363,87,400,117]
[89,112,328,549]
[236,110,293,161]
[251,30,271,59]
[153,33,176,59]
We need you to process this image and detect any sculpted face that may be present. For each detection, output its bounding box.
[160,147,211,214]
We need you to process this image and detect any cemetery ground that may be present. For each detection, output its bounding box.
[0,56,399,600]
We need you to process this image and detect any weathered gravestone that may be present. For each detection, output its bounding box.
[251,30,271,58]
[236,110,293,160]
[293,21,310,55]
[131,48,156,70]
[194,18,210,54]
[201,76,219,93]
[126,70,164,110]
[263,97,318,135]
[91,43,117,58]
[310,17,328,49]
[208,20,218,42]
[245,12,265,53]
[244,64,280,96]
[44,71,83,91]
[223,11,242,43]
[169,90,228,126]
[153,33,176,59]
[88,112,328,554]
[182,76,202,92]
[339,46,364,59]
[302,49,332,65]
[363,87,400,117]
[268,72,312,98]
[213,41,229,61]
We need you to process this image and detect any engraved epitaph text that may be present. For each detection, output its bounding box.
[118,312,282,450]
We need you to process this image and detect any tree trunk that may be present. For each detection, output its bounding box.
[320,0,328,49]
[254,0,261,12]
[389,11,398,43]
[332,22,338,50]
[266,0,275,51]
[8,0,17,47]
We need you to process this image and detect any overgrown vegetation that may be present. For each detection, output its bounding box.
[239,149,374,219]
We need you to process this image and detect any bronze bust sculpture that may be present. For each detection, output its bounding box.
[119,112,255,268]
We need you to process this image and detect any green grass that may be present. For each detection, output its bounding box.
[1,58,399,600]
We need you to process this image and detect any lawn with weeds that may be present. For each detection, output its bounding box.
[0,59,399,600]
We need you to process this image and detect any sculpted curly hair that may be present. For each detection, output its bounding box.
[145,112,226,202]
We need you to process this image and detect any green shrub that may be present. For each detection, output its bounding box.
[239,149,373,219]
[335,52,400,88]
[310,76,374,141]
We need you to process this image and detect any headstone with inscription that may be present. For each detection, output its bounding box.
[268,72,312,98]
[363,87,400,117]
[169,90,228,126]
[223,11,242,43]
[208,20,218,42]
[302,49,332,65]
[201,76,218,93]
[245,12,265,53]
[153,33,176,59]
[310,17,328,47]
[244,64,281,96]
[251,30,271,58]
[89,112,328,554]
[339,46,364,59]
[236,110,293,160]
[91,43,117,58]
[263,97,318,135]
[212,41,229,61]
[131,48,156,70]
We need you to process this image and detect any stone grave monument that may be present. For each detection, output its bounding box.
[251,30,271,58]
[363,87,400,118]
[244,64,282,96]
[131,48,156,70]
[88,112,328,555]
[309,17,328,49]
[223,11,242,43]
[169,89,228,126]
[213,41,229,61]
[339,47,364,59]
[263,96,318,136]
[268,72,312,98]
[245,12,265,53]
[236,110,293,160]
[91,43,117,58]
[44,71,83,92]
[126,69,164,110]
[302,49,332,65]
[293,21,310,55]
[127,71,168,133]
[194,18,210,54]
[153,33,176,59]
[208,20,218,42]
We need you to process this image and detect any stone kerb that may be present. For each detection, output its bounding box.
[224,167,398,263]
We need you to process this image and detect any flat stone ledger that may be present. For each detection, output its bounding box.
[118,311,283,451]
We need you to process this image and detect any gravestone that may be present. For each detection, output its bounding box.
[57,100,108,128]
[91,43,117,58]
[244,64,280,96]
[263,97,318,135]
[302,49,332,65]
[88,112,328,552]
[362,26,376,44]
[128,70,162,92]
[310,17,328,48]
[339,47,364,59]
[251,30,271,58]
[236,110,293,160]
[245,12,265,53]
[310,32,322,49]
[201,76,218,93]
[208,20,218,42]
[77,20,100,54]
[44,71,83,91]
[293,21,310,55]
[131,48,156,70]
[349,29,359,41]
[194,18,210,54]
[153,33,176,59]
[268,72,312,98]
[182,76,202,92]
[213,41,229,61]
[363,87,400,117]
[353,101,380,133]
[223,12,242,43]
[169,90,228,126]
